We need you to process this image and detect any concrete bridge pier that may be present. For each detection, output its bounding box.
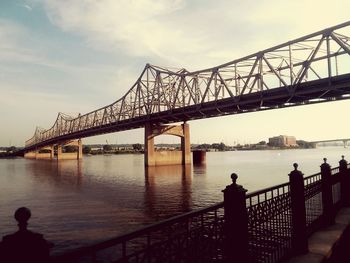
[343,140,348,148]
[24,140,83,160]
[24,150,36,159]
[145,122,191,166]
[39,145,54,159]
[24,146,54,159]
[57,139,83,160]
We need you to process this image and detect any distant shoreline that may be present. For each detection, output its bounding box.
[0,147,318,159]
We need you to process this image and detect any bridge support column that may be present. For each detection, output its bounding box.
[78,139,83,159]
[24,150,37,159]
[145,123,155,166]
[57,139,83,160]
[144,122,191,166]
[57,144,63,160]
[50,145,54,159]
[343,140,348,148]
[25,146,55,159]
[36,145,54,160]
[181,123,191,165]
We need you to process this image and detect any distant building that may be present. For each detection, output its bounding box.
[268,135,298,147]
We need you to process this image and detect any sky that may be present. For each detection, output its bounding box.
[1,0,350,147]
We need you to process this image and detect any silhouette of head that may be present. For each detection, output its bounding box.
[14,207,31,229]
[231,173,238,184]
[342,155,345,160]
[323,158,327,163]
[293,163,298,170]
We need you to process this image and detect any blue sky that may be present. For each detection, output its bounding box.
[1,0,350,146]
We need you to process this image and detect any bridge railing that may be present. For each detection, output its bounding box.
[52,159,350,263]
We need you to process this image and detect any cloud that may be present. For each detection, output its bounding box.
[15,1,33,11]
[246,0,350,42]
[39,0,231,69]
[43,1,187,53]
[0,17,131,100]
[20,3,33,11]
[0,81,97,144]
[38,0,350,71]
[0,19,68,69]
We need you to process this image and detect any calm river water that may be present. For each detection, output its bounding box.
[0,147,348,255]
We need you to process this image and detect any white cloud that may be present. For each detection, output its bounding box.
[19,3,33,11]
[43,1,188,53]
[39,0,229,69]
[0,82,99,144]
[246,0,350,41]
[38,0,350,71]
[0,19,71,70]
[0,18,130,100]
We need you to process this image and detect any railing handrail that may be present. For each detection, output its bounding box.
[304,171,322,180]
[246,181,290,199]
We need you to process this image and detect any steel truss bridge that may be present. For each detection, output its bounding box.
[24,21,350,152]
[311,138,350,147]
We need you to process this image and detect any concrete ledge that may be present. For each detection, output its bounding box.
[283,207,350,263]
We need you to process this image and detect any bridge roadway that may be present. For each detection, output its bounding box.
[22,73,350,153]
[311,138,350,144]
[311,137,350,148]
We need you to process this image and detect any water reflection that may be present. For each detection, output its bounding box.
[144,165,192,220]
[27,160,83,188]
[193,162,207,175]
[56,160,83,187]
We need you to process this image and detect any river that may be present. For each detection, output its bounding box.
[0,147,348,255]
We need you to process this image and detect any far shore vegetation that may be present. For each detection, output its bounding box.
[78,140,318,156]
[0,139,328,158]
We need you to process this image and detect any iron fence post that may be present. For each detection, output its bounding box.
[320,158,335,226]
[222,173,249,263]
[339,155,349,206]
[289,163,308,255]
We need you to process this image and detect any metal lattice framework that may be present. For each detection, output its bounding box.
[25,21,350,150]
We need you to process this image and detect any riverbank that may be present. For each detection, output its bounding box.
[0,153,17,158]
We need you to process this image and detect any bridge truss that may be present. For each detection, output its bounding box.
[25,21,350,150]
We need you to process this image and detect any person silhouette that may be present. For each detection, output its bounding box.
[0,207,52,263]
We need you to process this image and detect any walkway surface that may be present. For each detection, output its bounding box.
[283,207,350,263]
